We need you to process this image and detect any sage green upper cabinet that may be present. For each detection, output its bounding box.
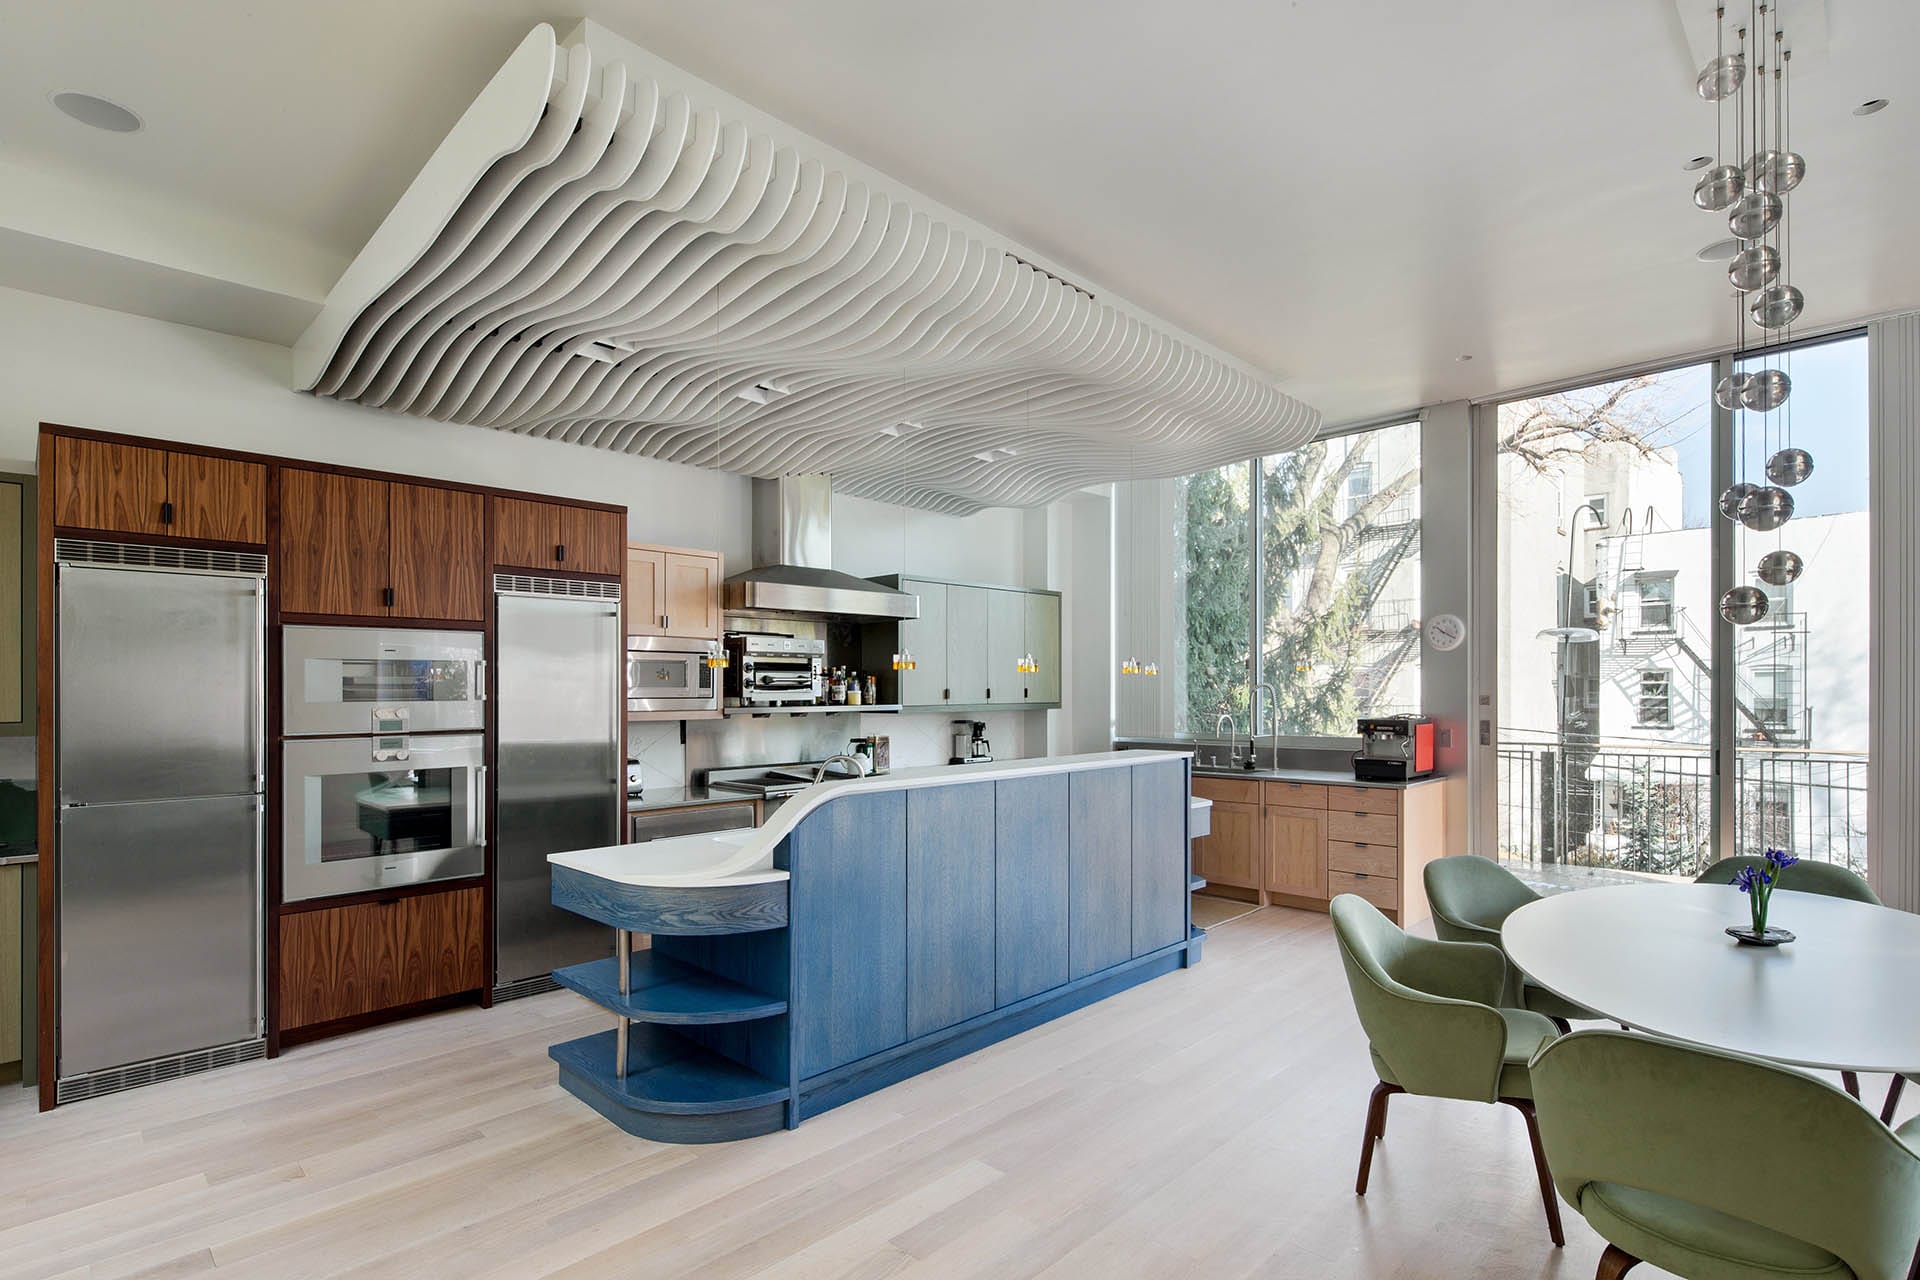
[945,585,990,705]
[1024,591,1062,705]
[986,589,1026,704]
[896,578,948,707]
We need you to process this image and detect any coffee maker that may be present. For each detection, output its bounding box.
[950,720,992,765]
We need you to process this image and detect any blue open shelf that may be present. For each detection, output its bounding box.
[550,1027,789,1116]
[553,953,787,1026]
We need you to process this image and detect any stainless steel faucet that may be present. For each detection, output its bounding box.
[1213,713,1240,770]
[812,753,869,783]
[1255,680,1279,770]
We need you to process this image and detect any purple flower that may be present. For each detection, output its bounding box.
[1732,866,1763,894]
[1764,847,1799,871]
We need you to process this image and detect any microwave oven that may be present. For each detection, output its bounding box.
[283,625,485,737]
[626,635,720,715]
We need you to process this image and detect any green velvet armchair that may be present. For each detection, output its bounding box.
[1694,855,1882,904]
[1330,893,1565,1246]
[1423,855,1601,1030]
[1531,1029,1920,1280]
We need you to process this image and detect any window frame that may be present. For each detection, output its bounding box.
[1636,668,1673,728]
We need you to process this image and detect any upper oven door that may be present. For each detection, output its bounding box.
[283,626,486,737]
[626,643,717,710]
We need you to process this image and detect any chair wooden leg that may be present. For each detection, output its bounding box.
[1501,1097,1566,1248]
[1597,1243,1640,1279]
[1843,1070,1861,1099]
[1882,1074,1907,1125]
[1355,1082,1401,1195]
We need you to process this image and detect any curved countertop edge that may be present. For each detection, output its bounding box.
[550,750,1195,889]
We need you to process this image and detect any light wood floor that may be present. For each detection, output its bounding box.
[3,907,1891,1280]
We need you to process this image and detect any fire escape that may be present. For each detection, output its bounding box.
[1350,494,1422,711]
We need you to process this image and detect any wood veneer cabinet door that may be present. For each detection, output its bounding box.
[52,437,169,535]
[490,496,557,571]
[626,546,667,634]
[280,468,391,617]
[277,887,484,1030]
[1265,804,1329,899]
[1193,800,1262,889]
[168,454,266,544]
[558,505,624,576]
[663,551,721,639]
[389,483,484,621]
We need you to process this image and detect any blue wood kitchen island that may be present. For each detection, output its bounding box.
[545,751,1199,1142]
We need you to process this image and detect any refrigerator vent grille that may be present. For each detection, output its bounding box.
[493,573,621,601]
[493,974,561,1002]
[55,539,268,577]
[56,1038,266,1105]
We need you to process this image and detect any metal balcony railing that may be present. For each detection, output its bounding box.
[1494,736,1868,878]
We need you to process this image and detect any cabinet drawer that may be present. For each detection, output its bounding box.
[1193,776,1260,805]
[1331,869,1398,911]
[1328,810,1399,846]
[1264,780,1328,809]
[1329,840,1397,878]
[1327,784,1399,816]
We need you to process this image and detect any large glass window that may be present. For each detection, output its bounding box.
[1493,334,1867,880]
[1174,462,1252,735]
[1259,422,1422,735]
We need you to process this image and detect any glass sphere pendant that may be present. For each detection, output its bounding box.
[1728,244,1779,292]
[1740,368,1791,411]
[1728,190,1783,241]
[1693,165,1745,212]
[1750,284,1805,329]
[1697,54,1746,101]
[1717,481,1759,521]
[1739,485,1795,532]
[1714,374,1753,411]
[1765,447,1814,486]
[1757,550,1804,586]
[1752,150,1806,193]
[1719,585,1770,625]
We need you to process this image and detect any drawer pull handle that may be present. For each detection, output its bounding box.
[1354,810,1368,817]
[1353,873,1369,880]
[1353,842,1368,848]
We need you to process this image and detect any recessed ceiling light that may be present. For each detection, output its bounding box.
[1854,98,1890,116]
[734,379,792,405]
[1696,237,1741,262]
[1683,154,1715,171]
[971,450,998,464]
[51,91,142,133]
[995,446,1017,457]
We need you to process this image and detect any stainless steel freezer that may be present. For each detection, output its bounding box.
[492,577,622,998]
[54,544,266,1100]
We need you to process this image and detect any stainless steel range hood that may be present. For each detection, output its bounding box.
[723,476,920,620]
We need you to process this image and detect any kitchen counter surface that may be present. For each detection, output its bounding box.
[1189,766,1445,790]
[0,844,37,866]
[556,750,1195,890]
[626,786,751,814]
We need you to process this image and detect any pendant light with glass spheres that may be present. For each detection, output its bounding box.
[1694,1,1812,626]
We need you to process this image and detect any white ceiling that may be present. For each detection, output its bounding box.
[0,0,1915,429]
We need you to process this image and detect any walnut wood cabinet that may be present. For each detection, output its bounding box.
[625,544,723,641]
[52,436,266,544]
[491,496,624,576]
[276,886,485,1032]
[279,469,485,621]
[1190,775,1445,925]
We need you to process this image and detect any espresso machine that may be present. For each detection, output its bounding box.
[950,720,992,765]
[1353,715,1435,781]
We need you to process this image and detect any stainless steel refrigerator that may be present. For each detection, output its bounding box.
[55,542,266,1101]
[493,577,621,999]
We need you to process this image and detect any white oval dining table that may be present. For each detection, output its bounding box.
[1503,882,1920,1075]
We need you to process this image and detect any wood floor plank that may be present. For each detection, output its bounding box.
[1,907,1817,1279]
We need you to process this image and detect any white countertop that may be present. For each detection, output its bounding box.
[550,751,1194,889]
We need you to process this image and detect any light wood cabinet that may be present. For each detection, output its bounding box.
[1264,805,1329,899]
[280,471,484,622]
[277,886,485,1033]
[624,544,722,641]
[1192,799,1262,890]
[490,496,624,576]
[53,437,266,544]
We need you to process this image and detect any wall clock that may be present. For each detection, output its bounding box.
[1425,613,1467,652]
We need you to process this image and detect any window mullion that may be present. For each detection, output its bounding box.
[1249,457,1264,736]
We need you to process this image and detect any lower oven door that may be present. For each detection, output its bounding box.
[282,733,486,902]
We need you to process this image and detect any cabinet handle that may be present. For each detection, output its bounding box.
[555,543,566,563]
[663,614,670,630]
[382,586,395,608]
[943,687,950,701]
[1354,810,1367,817]
[986,687,991,700]
[377,895,401,906]
[160,500,174,525]
[1353,841,1369,848]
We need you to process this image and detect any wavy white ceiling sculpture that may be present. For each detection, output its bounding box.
[294,21,1319,515]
